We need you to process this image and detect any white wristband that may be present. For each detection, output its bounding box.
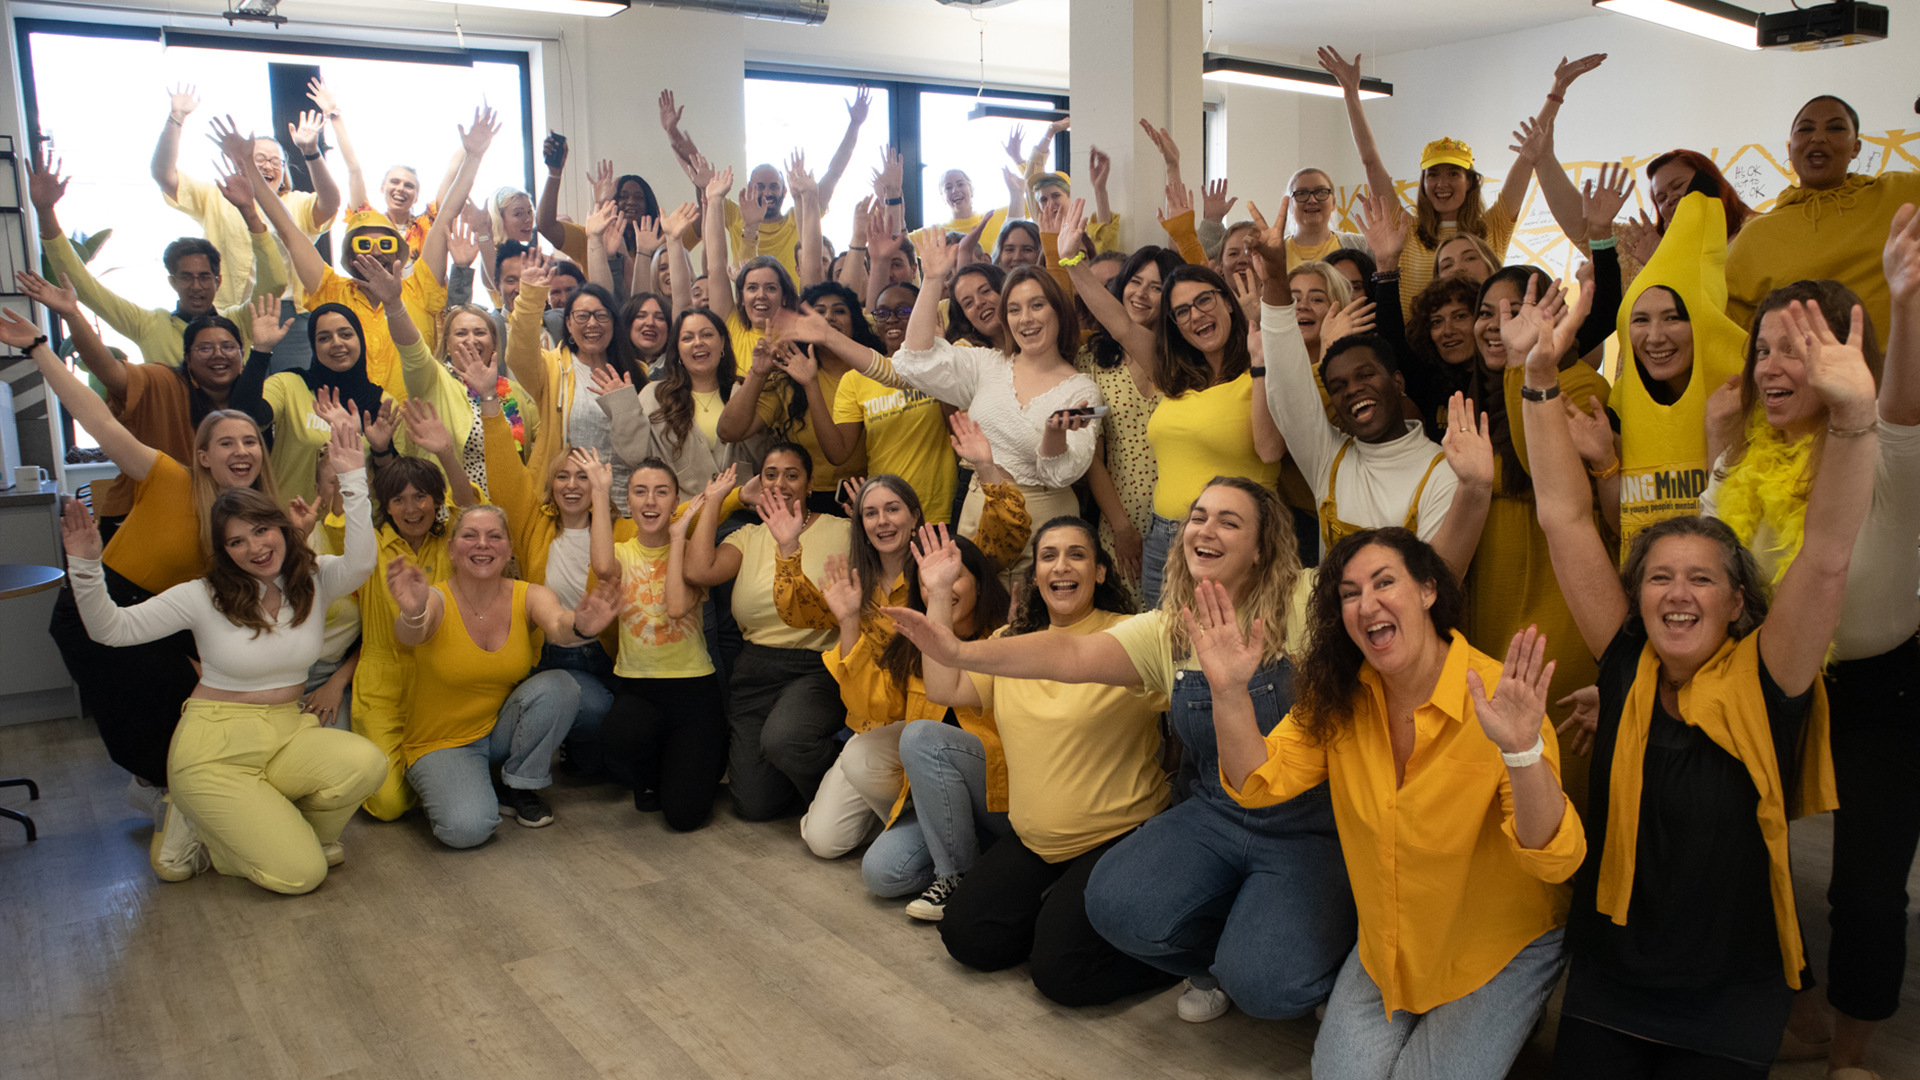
[1501,734,1546,769]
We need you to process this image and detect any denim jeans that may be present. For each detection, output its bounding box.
[1312,926,1567,1080]
[863,718,1012,897]
[1085,661,1354,1018]
[1137,512,1182,609]
[537,642,615,778]
[405,669,579,849]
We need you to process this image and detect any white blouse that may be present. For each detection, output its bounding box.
[892,338,1101,489]
[70,468,379,692]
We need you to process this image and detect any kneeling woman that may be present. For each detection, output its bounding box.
[63,423,386,894]
[883,517,1176,1007]
[1214,528,1584,1079]
[386,506,621,847]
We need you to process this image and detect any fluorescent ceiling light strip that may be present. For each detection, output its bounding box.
[1593,0,1761,50]
[404,0,630,17]
[1202,54,1391,99]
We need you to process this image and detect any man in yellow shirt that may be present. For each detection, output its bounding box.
[659,86,871,281]
[29,147,285,369]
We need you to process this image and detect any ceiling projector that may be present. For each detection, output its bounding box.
[1757,0,1888,49]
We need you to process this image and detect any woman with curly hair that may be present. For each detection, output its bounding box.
[1215,526,1583,1079]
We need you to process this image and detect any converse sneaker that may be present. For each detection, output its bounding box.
[904,874,962,922]
[500,787,555,828]
[149,796,210,882]
[321,842,346,867]
[125,776,164,821]
[1177,979,1231,1023]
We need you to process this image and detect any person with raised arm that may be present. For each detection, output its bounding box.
[659,85,870,281]
[30,146,285,381]
[309,77,452,262]
[1699,213,1920,1078]
[599,307,761,504]
[1524,258,1881,1080]
[1250,202,1490,582]
[1282,167,1370,270]
[1320,46,1603,320]
[1614,150,1756,281]
[682,446,852,820]
[892,230,1100,587]
[224,107,496,402]
[1726,96,1920,354]
[150,83,337,312]
[4,307,289,829]
[62,419,384,892]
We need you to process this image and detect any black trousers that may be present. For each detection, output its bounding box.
[725,644,846,821]
[1553,1016,1767,1079]
[48,575,198,786]
[939,831,1180,1007]
[1824,636,1920,1022]
[602,673,728,831]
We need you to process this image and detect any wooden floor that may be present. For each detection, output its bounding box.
[2,714,1918,1080]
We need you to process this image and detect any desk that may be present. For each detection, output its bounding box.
[0,482,81,725]
[0,564,57,841]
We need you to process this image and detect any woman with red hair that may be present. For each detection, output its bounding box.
[1617,151,1758,278]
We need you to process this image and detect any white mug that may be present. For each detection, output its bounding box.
[13,465,49,490]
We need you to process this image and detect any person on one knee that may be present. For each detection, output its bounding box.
[882,517,1178,1007]
[61,421,384,894]
[387,506,621,848]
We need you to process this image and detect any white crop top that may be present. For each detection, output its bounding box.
[69,468,378,692]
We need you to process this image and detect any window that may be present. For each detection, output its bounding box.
[917,90,1066,232]
[742,78,893,261]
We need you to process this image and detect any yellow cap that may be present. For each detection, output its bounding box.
[345,210,403,238]
[1420,137,1475,172]
[1033,171,1070,193]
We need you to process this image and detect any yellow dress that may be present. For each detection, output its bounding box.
[351,525,453,819]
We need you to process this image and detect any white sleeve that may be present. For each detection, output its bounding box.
[317,467,377,602]
[1414,462,1462,544]
[1261,301,1340,488]
[68,558,205,647]
[1033,376,1104,488]
[890,339,992,409]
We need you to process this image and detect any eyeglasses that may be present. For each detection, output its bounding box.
[1291,187,1335,203]
[873,306,914,321]
[190,342,243,358]
[350,234,401,254]
[171,272,218,286]
[568,310,613,326]
[1170,290,1226,325]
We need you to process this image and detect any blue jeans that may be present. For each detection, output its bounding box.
[1312,926,1567,1080]
[1137,512,1182,609]
[863,718,1012,897]
[537,642,615,778]
[404,669,578,849]
[1084,791,1354,1018]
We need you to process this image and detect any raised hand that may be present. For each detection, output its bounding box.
[837,476,864,519]
[1316,46,1365,96]
[919,228,961,285]
[459,105,501,157]
[61,497,102,561]
[0,309,45,351]
[1244,198,1292,272]
[660,200,701,243]
[847,85,872,127]
[571,446,614,499]
[585,199,624,247]
[1552,53,1607,94]
[325,413,365,476]
[287,496,319,537]
[449,339,499,397]
[773,340,818,385]
[1884,202,1920,310]
[1002,125,1028,167]
[1508,114,1554,167]
[249,295,293,354]
[168,83,201,121]
[1322,297,1376,344]
[1354,192,1411,267]
[305,77,339,117]
[26,145,68,215]
[1565,394,1618,469]
[387,558,433,621]
[784,150,818,200]
[311,385,355,433]
[399,398,455,456]
[1182,578,1265,690]
[447,215,480,268]
[1442,392,1496,491]
[679,150,716,191]
[206,114,255,175]
[874,145,904,198]
[1465,625,1556,757]
[1230,263,1266,322]
[1498,274,1555,371]
[1138,119,1180,170]
[212,157,257,213]
[819,554,866,627]
[573,575,623,638]
[362,398,399,453]
[1159,183,1194,223]
[757,489,807,554]
[353,253,404,307]
[1582,162,1634,239]
[671,494,706,541]
[1620,210,1661,264]
[518,247,555,289]
[1088,146,1112,191]
[704,163,734,204]
[1706,372,1745,453]
[288,110,325,156]
[586,364,632,398]
[588,159,615,203]
[1786,299,1876,423]
[947,410,994,468]
[702,463,739,506]
[14,270,81,320]
[912,522,964,597]
[1555,685,1600,757]
[657,89,686,139]
[1201,179,1237,222]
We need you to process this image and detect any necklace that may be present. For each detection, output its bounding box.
[452,578,502,620]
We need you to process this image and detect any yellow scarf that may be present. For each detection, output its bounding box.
[1597,634,1837,988]
[1711,413,1815,585]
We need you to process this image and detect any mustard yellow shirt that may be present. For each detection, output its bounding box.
[403,581,536,765]
[834,368,956,524]
[169,173,332,309]
[303,262,447,405]
[1227,630,1586,1016]
[1147,372,1281,519]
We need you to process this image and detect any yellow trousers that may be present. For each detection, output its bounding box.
[167,699,386,895]
[351,654,419,820]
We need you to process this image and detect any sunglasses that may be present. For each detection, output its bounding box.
[350,234,401,255]
[873,306,914,321]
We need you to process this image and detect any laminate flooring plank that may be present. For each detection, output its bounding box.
[503,945,713,1080]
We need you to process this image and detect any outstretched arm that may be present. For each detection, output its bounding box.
[150,84,198,201]
[14,271,128,401]
[1317,48,1397,210]
[700,163,737,325]
[215,116,327,295]
[815,86,870,210]
[287,109,341,226]
[421,107,500,287]
[306,77,367,211]
[1500,54,1606,219]
[0,312,157,482]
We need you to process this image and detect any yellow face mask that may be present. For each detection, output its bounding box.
[350,234,401,255]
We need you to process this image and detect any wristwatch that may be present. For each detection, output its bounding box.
[1518,383,1560,403]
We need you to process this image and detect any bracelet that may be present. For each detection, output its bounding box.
[1502,734,1546,768]
[1546,92,1565,104]
[1248,365,1267,378]
[302,151,322,161]
[1587,236,1617,251]
[400,608,430,626]
[22,334,48,352]
[167,114,185,127]
[1587,459,1620,480]
[884,196,903,206]
[1519,383,1560,403]
[1057,252,1087,267]
[326,111,341,121]
[848,245,867,252]
[1371,270,1401,281]
[371,445,398,459]
[1829,421,1878,438]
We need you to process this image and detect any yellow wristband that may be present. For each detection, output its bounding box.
[1057,252,1087,267]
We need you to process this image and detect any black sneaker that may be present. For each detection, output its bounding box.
[500,787,555,828]
[904,873,962,922]
[634,789,662,812]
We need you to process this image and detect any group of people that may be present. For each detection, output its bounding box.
[13,46,1920,1080]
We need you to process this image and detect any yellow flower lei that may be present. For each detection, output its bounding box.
[1712,410,1815,587]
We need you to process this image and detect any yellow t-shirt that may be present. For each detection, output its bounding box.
[168,174,332,309]
[693,389,724,452]
[967,609,1170,863]
[941,208,1008,253]
[723,515,853,651]
[303,262,447,404]
[754,366,864,493]
[1146,372,1282,520]
[724,199,802,282]
[403,581,536,766]
[613,539,712,679]
[1286,235,1344,271]
[1398,199,1517,323]
[833,369,956,524]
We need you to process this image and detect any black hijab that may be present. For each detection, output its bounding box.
[301,302,386,418]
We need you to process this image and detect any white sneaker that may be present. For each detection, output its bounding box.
[149,796,210,882]
[904,874,962,922]
[1177,980,1232,1023]
[322,842,346,867]
[125,776,163,821]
